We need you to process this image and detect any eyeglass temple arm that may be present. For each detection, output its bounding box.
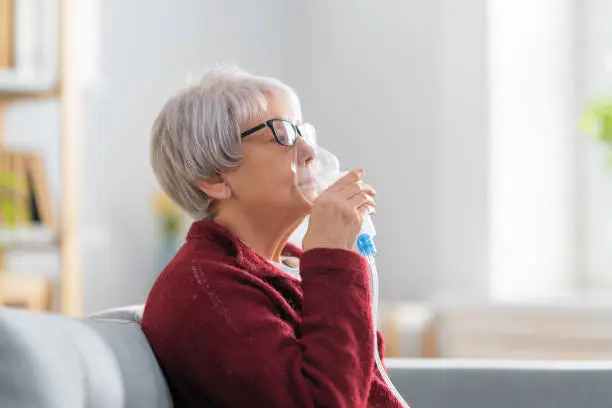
[240,123,267,138]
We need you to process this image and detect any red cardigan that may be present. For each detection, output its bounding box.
[142,220,403,407]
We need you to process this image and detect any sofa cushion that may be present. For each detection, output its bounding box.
[0,307,172,408]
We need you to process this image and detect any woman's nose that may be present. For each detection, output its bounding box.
[295,137,316,166]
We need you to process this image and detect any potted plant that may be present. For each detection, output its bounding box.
[581,96,612,164]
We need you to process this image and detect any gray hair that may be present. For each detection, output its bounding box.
[150,65,302,219]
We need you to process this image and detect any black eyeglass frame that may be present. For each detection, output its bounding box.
[240,118,312,146]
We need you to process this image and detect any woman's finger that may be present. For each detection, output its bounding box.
[338,182,376,200]
[348,192,376,210]
[326,168,365,192]
[358,202,376,215]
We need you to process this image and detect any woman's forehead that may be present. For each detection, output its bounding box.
[265,93,301,121]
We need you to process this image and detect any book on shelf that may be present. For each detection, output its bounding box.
[0,149,54,228]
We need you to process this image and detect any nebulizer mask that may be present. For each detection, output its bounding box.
[294,144,377,252]
[292,137,410,408]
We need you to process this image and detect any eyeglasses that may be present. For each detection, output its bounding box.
[240,119,316,146]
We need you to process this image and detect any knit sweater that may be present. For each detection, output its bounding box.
[141,220,403,407]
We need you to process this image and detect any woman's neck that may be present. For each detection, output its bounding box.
[213,207,303,262]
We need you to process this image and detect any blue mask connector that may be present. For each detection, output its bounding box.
[356,233,377,257]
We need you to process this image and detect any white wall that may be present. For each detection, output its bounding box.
[431,0,489,299]
[289,0,438,299]
[288,0,490,300]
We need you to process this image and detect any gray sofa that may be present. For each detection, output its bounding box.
[2,306,612,408]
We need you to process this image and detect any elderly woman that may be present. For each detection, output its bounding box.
[142,66,403,407]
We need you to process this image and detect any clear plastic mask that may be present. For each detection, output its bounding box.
[293,140,376,240]
[294,143,344,204]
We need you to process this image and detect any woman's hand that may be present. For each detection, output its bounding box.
[302,168,376,251]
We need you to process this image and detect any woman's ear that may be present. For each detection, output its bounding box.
[199,175,231,201]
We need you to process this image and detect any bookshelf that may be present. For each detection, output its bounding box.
[0,0,81,316]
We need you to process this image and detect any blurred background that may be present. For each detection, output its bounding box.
[1,0,612,360]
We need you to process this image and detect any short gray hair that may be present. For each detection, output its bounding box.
[150,65,302,219]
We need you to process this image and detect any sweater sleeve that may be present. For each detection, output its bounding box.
[148,248,375,408]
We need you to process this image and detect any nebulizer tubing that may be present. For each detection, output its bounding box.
[358,235,411,408]
[295,145,410,408]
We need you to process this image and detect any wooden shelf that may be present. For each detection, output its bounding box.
[0,87,61,102]
[0,0,81,316]
[0,0,14,69]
